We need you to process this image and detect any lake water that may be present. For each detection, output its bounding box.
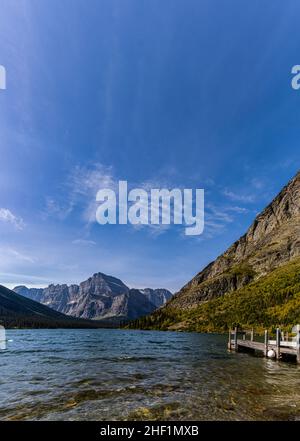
[0,329,300,421]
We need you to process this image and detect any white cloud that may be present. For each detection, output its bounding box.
[0,208,25,230]
[0,272,50,290]
[223,189,255,203]
[7,248,35,263]
[192,202,249,241]
[43,198,73,221]
[226,205,249,214]
[207,204,234,223]
[250,178,264,190]
[0,247,35,264]
[44,163,115,224]
[68,163,115,198]
[72,239,96,246]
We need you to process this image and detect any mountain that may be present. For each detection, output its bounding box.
[139,288,173,307]
[14,273,172,322]
[0,284,111,329]
[130,171,300,332]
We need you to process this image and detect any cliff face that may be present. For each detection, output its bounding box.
[165,170,300,310]
[14,273,172,322]
[138,288,173,308]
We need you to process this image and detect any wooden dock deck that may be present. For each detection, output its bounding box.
[228,325,300,363]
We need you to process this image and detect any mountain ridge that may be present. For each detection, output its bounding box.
[14,272,172,322]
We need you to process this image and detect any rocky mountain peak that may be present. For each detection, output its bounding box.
[79,272,130,297]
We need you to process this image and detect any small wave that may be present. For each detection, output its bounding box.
[7,349,65,355]
[147,340,165,344]
[115,356,157,362]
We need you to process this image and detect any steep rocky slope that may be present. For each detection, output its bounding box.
[139,288,173,307]
[171,170,300,309]
[14,273,172,322]
[131,171,300,331]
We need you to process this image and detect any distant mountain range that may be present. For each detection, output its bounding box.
[132,170,300,332]
[13,273,172,323]
[0,284,110,329]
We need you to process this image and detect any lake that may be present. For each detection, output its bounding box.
[0,329,300,421]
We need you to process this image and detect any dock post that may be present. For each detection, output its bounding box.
[264,329,268,357]
[228,329,232,350]
[276,328,281,360]
[251,328,254,342]
[234,327,238,351]
[296,325,300,364]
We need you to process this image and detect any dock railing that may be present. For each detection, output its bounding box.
[228,324,300,363]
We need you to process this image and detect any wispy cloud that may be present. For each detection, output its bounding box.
[43,198,73,221]
[226,205,249,214]
[42,163,115,224]
[0,272,50,289]
[207,204,234,223]
[0,246,35,264]
[201,208,232,240]
[7,248,35,263]
[250,178,264,190]
[68,163,116,200]
[0,208,25,230]
[72,239,96,246]
[223,189,255,203]
[194,202,249,241]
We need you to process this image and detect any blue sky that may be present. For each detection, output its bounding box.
[0,0,299,291]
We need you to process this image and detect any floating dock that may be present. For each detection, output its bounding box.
[228,325,300,363]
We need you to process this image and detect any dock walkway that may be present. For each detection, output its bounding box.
[228,325,300,363]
